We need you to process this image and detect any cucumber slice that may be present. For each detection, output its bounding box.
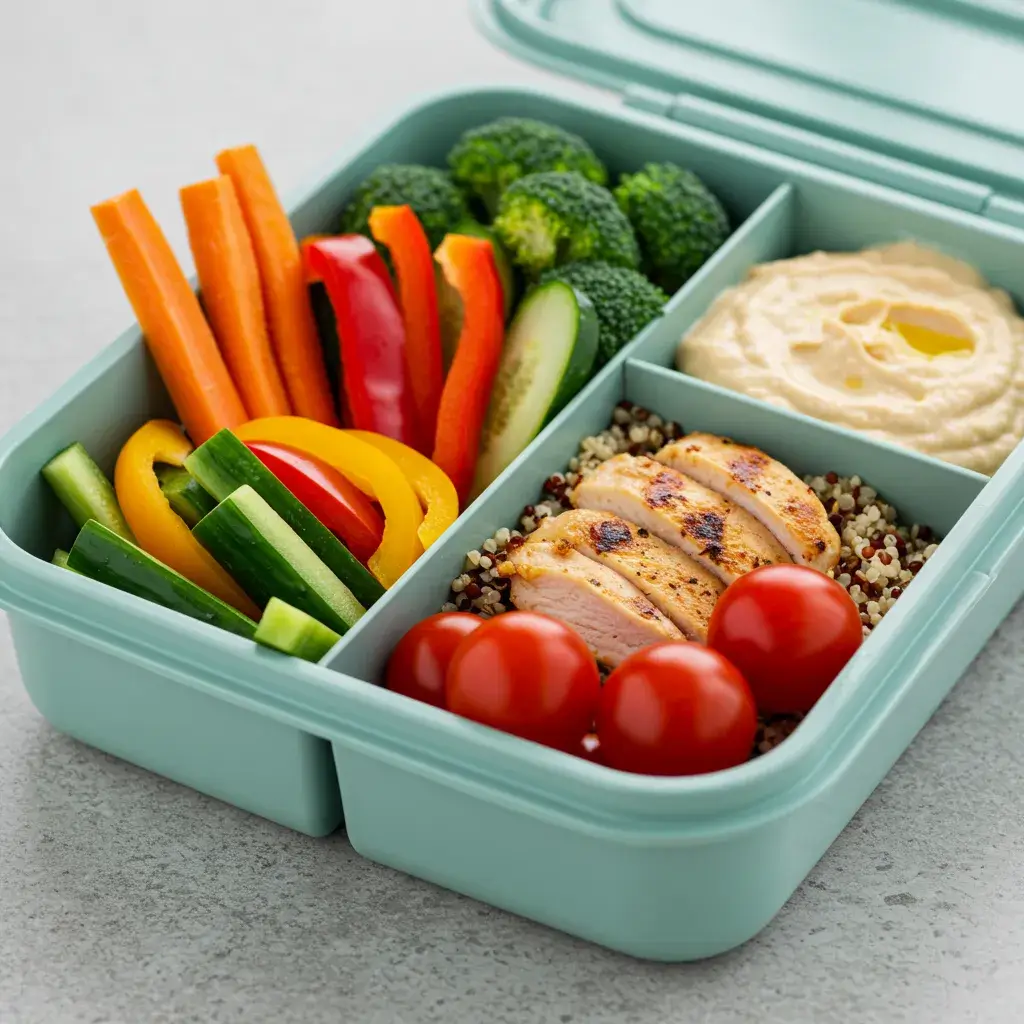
[185,429,383,608]
[254,597,342,662]
[472,281,598,496]
[156,465,217,528]
[67,520,257,638]
[42,442,134,542]
[193,485,364,635]
[51,548,71,570]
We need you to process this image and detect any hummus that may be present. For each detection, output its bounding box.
[676,243,1024,475]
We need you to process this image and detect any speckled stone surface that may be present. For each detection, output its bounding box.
[3,3,1024,1022]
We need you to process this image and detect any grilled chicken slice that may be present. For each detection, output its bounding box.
[656,434,840,572]
[501,534,683,666]
[572,454,790,584]
[532,509,723,642]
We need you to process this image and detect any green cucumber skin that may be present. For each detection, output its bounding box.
[193,485,364,635]
[156,465,217,528]
[42,442,135,542]
[66,520,257,639]
[541,284,598,425]
[254,597,341,662]
[473,282,598,495]
[185,429,384,609]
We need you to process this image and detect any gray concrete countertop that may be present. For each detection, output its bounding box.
[2,3,1023,1021]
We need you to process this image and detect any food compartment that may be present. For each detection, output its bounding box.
[0,86,791,833]
[627,175,1024,483]
[0,335,344,835]
[320,358,1003,960]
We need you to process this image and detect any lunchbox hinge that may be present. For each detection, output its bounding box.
[982,194,1024,232]
[622,87,992,217]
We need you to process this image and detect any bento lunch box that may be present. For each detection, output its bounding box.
[4,0,1024,961]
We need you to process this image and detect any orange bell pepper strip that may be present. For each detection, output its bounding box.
[368,206,444,445]
[432,234,505,507]
[114,420,260,617]
[343,431,458,550]
[233,418,423,587]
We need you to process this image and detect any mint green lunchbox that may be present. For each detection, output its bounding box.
[3,0,1024,960]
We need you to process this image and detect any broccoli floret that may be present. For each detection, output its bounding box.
[339,164,469,250]
[447,117,607,217]
[493,172,639,277]
[614,163,730,293]
[539,261,667,366]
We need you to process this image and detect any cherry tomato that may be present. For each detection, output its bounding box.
[596,643,757,776]
[385,612,482,708]
[707,564,863,715]
[446,611,600,750]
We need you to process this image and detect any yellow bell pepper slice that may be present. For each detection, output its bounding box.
[343,431,458,550]
[114,420,261,618]
[233,418,423,587]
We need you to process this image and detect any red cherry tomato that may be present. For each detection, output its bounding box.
[446,611,600,750]
[385,612,482,708]
[246,441,384,565]
[596,643,757,776]
[707,564,863,715]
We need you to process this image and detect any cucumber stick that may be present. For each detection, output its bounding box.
[67,520,257,638]
[185,430,383,609]
[51,548,72,570]
[193,485,364,635]
[156,465,217,527]
[42,442,134,542]
[254,597,341,662]
[473,281,598,495]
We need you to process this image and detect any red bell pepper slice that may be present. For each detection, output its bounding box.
[245,441,385,565]
[432,234,505,506]
[368,206,444,445]
[303,236,421,451]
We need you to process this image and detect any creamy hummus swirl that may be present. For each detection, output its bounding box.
[676,243,1024,475]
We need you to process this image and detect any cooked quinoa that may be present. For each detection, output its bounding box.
[441,403,942,756]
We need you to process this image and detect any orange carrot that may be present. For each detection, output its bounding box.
[180,176,292,419]
[91,190,248,446]
[215,146,337,425]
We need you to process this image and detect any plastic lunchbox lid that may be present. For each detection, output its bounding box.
[474,0,1024,224]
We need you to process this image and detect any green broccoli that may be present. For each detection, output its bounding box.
[613,163,730,293]
[447,117,607,217]
[539,261,667,366]
[338,164,469,250]
[493,171,640,277]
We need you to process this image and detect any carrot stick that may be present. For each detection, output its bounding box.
[215,146,337,425]
[91,190,248,445]
[180,176,292,419]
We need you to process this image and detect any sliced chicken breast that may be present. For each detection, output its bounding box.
[532,509,724,642]
[656,434,840,573]
[572,454,790,584]
[500,534,683,667]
